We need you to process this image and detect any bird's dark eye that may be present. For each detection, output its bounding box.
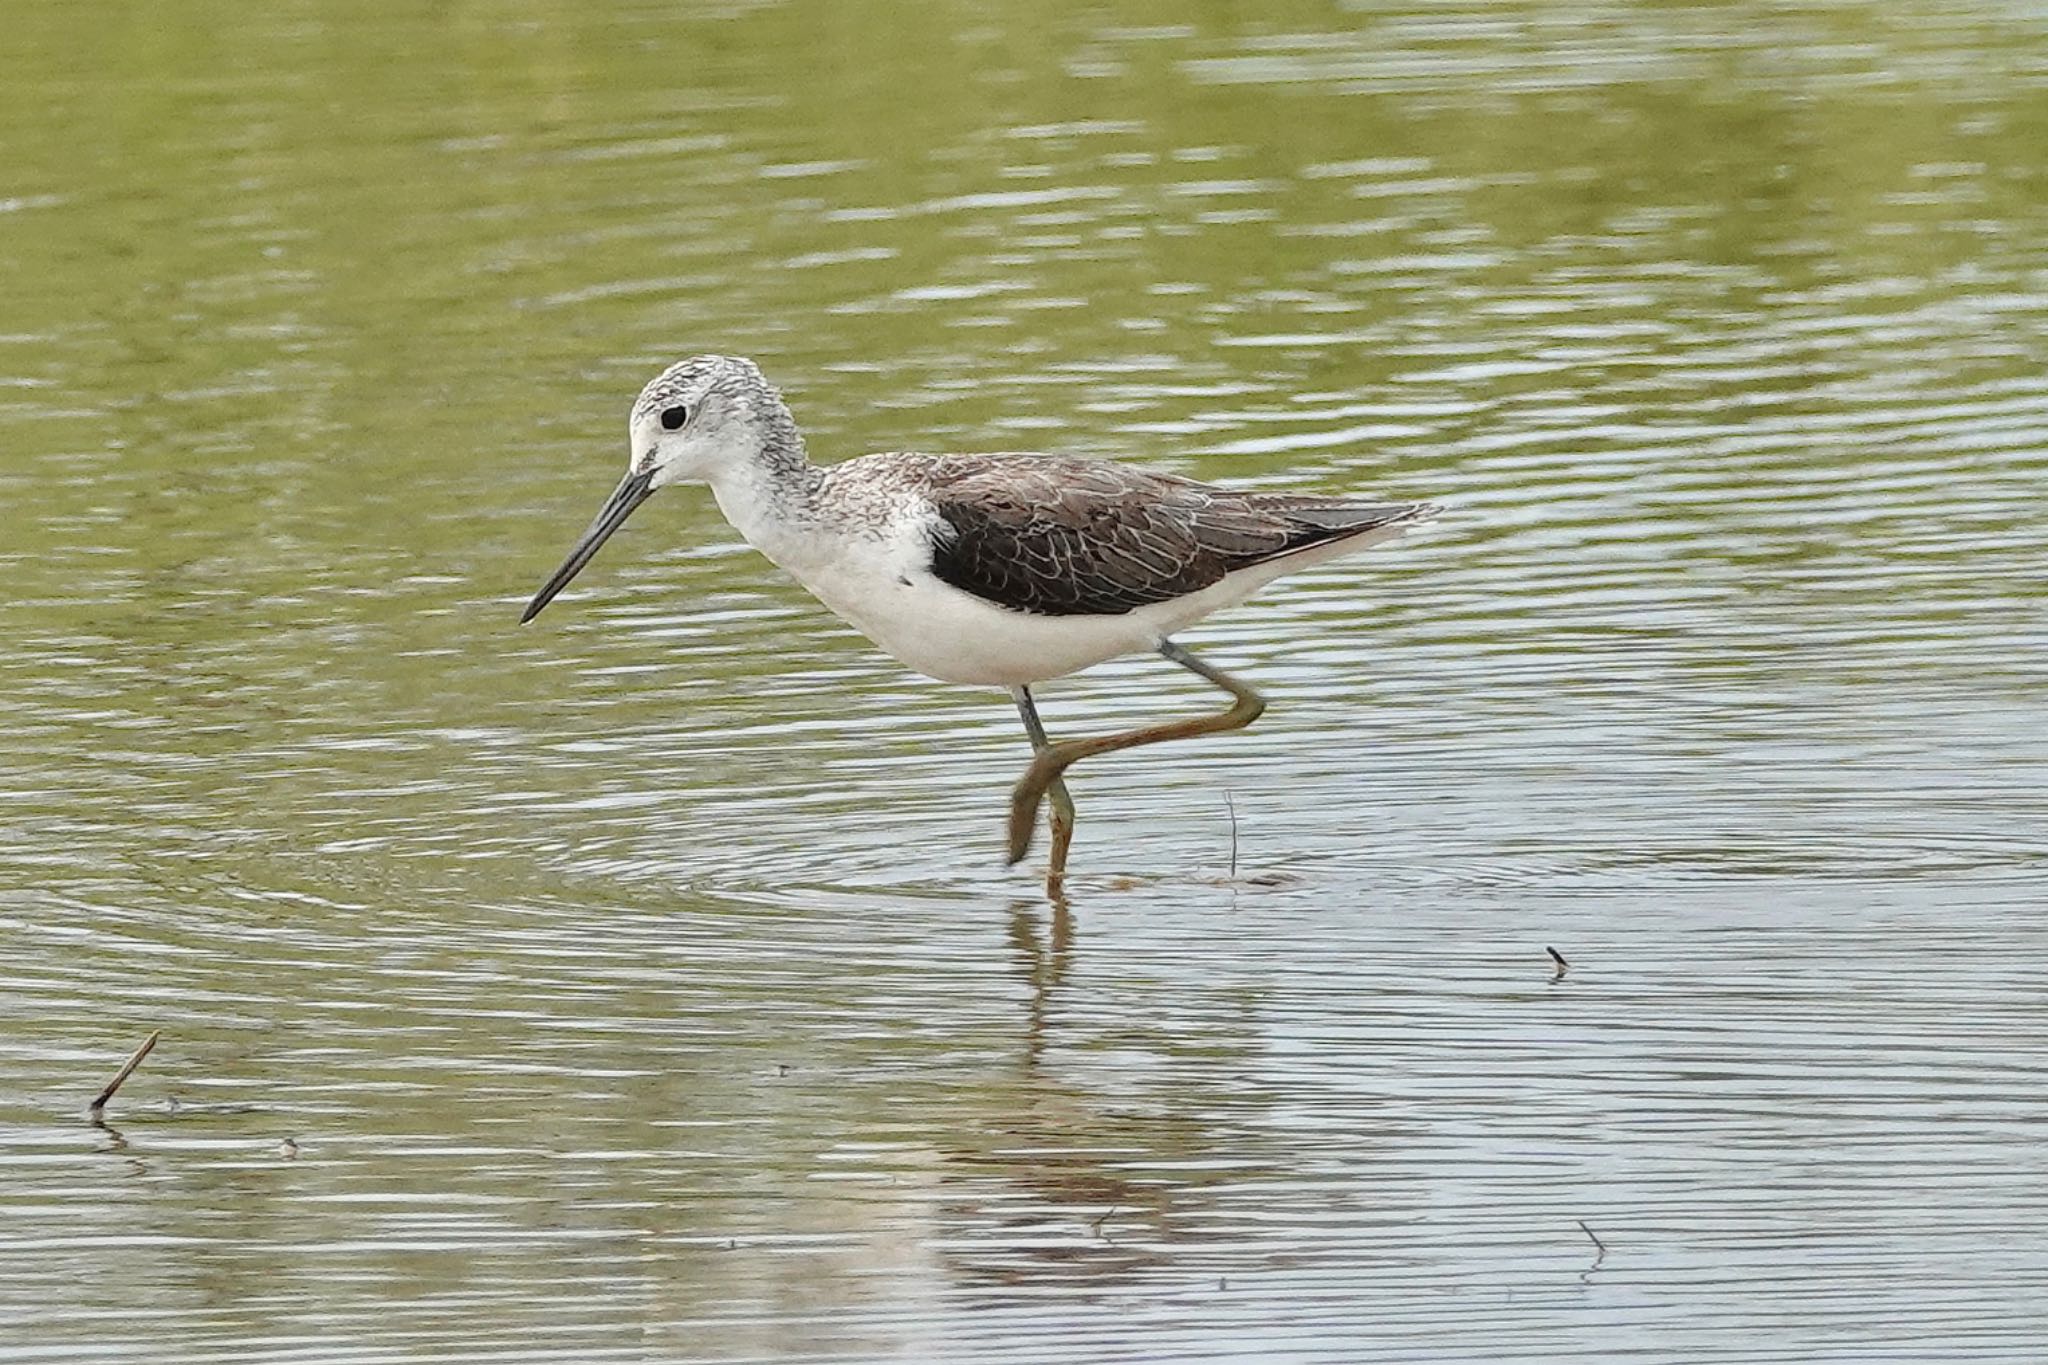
[660,405,689,431]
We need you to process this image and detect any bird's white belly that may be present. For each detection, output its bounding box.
[801,563,1164,687]
[748,490,1420,688]
[760,512,1421,687]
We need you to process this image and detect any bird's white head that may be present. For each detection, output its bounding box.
[628,353,792,490]
[521,353,801,624]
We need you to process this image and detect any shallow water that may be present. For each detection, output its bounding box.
[3,1,2046,1360]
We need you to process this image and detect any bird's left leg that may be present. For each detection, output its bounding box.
[1007,640,1266,865]
[1011,685,1076,896]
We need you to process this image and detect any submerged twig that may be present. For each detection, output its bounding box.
[1224,792,1238,881]
[88,1031,160,1122]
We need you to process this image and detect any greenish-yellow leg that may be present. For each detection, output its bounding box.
[1011,685,1077,896]
[1006,640,1268,869]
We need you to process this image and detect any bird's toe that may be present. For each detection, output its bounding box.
[1005,804,1038,864]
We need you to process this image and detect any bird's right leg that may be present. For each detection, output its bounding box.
[1006,640,1266,866]
[1011,685,1076,898]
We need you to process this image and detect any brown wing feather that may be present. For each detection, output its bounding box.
[918,455,1424,617]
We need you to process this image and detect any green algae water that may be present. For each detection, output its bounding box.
[2,2,2045,1360]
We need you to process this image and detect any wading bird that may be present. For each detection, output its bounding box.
[522,355,1435,896]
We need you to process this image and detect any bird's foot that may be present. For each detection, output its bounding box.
[1006,753,1061,864]
[1006,793,1041,865]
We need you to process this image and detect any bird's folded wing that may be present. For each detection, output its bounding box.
[919,455,1418,617]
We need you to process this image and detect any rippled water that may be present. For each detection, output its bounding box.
[4,1,2046,1360]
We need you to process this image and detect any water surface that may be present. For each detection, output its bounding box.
[2,1,2046,1360]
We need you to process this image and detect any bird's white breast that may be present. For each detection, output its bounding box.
[774,500,1152,686]
[713,469,1150,687]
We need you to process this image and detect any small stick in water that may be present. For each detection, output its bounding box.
[88,1030,160,1122]
[1224,792,1238,881]
[1577,1219,1606,1258]
[1547,946,1569,978]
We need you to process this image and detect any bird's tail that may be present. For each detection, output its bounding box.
[1258,495,1441,534]
[1250,497,1442,563]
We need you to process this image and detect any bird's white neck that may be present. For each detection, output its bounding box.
[707,444,829,573]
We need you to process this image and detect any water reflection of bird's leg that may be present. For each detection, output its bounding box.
[1009,897,1075,1069]
[1011,685,1077,897]
[1007,640,1267,867]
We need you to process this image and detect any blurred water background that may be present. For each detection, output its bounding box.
[2,1,2045,1360]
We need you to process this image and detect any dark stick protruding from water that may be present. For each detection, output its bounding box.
[88,1030,160,1122]
[1547,945,1569,977]
[1224,791,1238,881]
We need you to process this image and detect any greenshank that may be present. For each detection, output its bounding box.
[523,355,1436,896]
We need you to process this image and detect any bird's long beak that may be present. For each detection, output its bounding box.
[521,468,655,623]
